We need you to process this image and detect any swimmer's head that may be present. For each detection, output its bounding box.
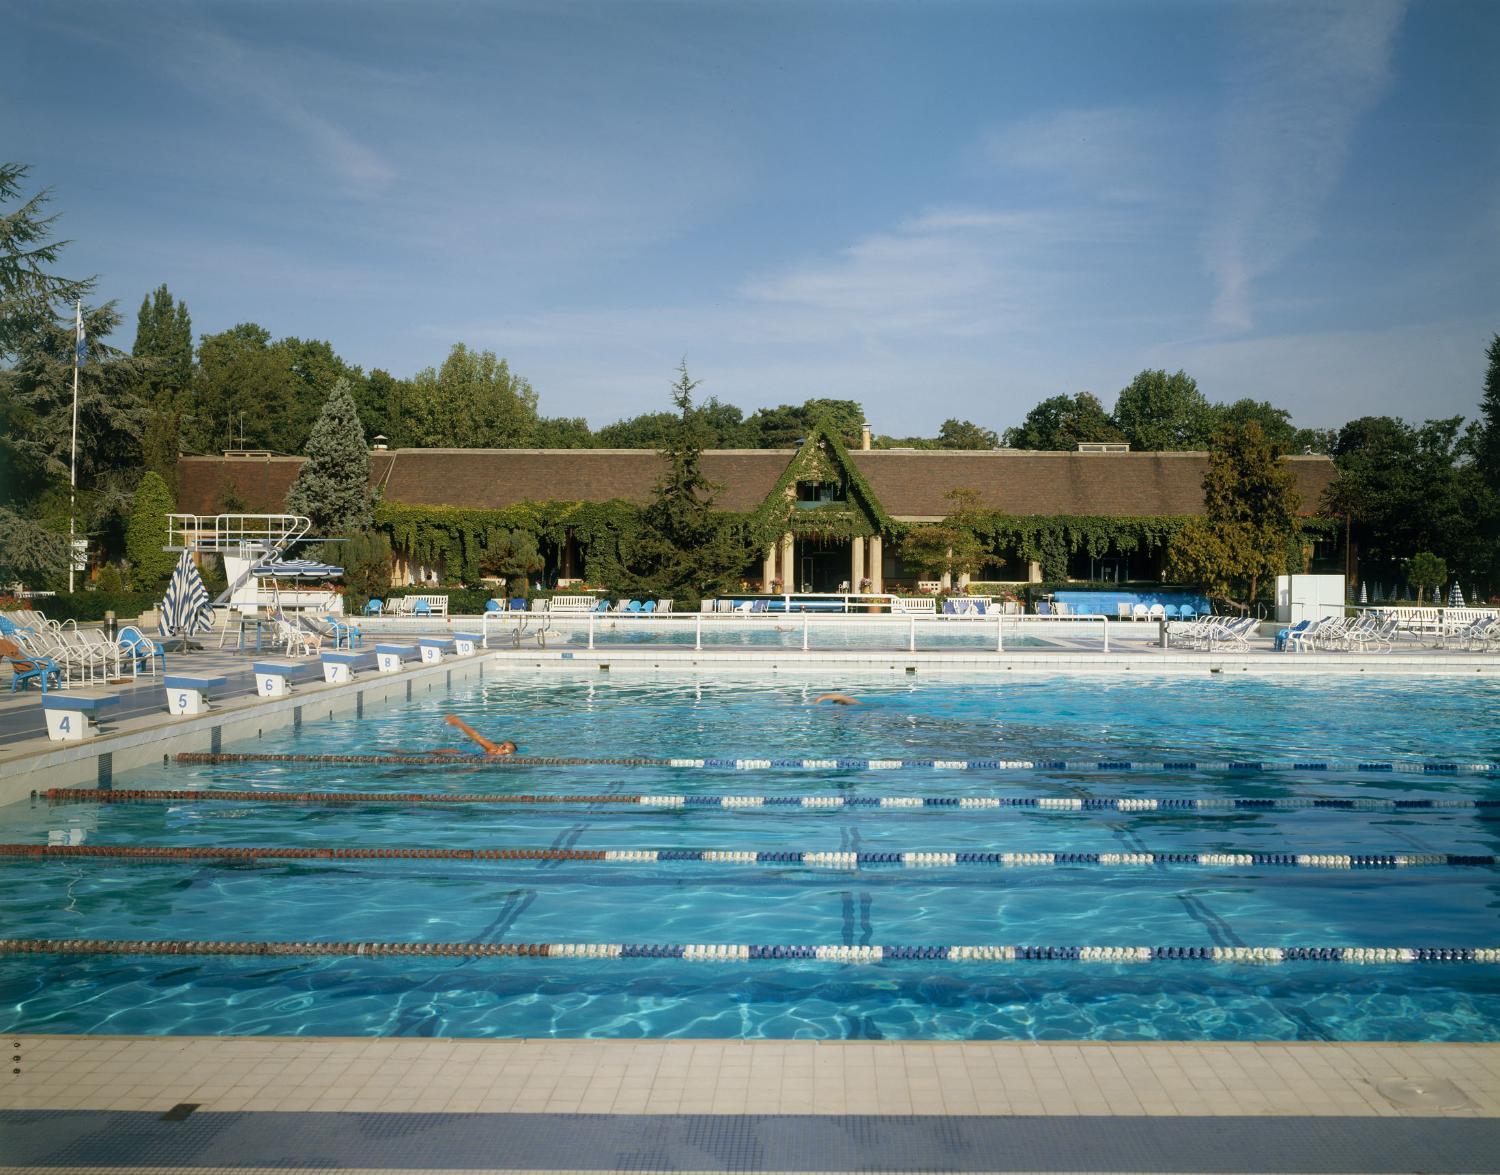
[496,740,518,756]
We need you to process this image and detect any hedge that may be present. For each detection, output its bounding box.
[9,591,159,624]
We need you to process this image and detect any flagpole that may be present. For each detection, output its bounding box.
[68,300,81,593]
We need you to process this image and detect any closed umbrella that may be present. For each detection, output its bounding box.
[1359,582,1367,604]
[1449,582,1465,607]
[160,551,216,643]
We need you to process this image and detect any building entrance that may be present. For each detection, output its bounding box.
[796,538,852,592]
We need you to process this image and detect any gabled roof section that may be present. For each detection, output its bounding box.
[747,417,896,537]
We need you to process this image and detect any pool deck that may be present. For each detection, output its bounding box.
[3,1036,1498,1172]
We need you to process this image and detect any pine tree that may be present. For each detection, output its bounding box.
[133,284,192,491]
[285,378,373,534]
[125,470,177,588]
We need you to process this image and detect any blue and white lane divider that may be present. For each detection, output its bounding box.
[636,794,1500,811]
[602,850,1497,869]
[2,939,1495,965]
[666,758,1500,773]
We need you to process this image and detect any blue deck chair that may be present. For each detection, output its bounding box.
[1036,601,1052,615]
[1163,604,1180,621]
[1274,619,1310,652]
[484,599,504,615]
[642,600,657,613]
[1177,605,1196,621]
[364,599,384,616]
[412,600,432,616]
[118,625,167,674]
[625,600,643,613]
[1,638,60,693]
[594,599,611,612]
[509,598,528,612]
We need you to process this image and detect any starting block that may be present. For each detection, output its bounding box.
[453,633,482,657]
[252,661,299,698]
[418,637,454,665]
[375,644,411,674]
[164,674,228,717]
[43,691,120,742]
[320,650,364,684]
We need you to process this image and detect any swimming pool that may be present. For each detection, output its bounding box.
[2,672,1497,1041]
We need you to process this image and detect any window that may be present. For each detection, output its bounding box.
[795,480,847,508]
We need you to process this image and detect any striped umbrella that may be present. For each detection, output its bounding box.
[160,551,216,637]
[1449,582,1465,608]
[1359,582,1367,604]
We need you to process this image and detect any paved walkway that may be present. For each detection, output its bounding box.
[4,1037,1498,1172]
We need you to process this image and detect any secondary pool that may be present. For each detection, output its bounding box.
[1,672,1496,1041]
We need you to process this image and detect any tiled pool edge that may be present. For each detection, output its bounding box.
[5,1036,1498,1118]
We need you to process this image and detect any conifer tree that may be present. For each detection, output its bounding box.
[285,377,373,535]
[134,284,193,491]
[125,470,177,588]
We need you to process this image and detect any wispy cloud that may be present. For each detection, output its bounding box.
[980,106,1187,204]
[1202,0,1407,330]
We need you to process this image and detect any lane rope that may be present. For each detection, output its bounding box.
[0,938,1494,964]
[3,843,1495,870]
[44,788,1500,812]
[173,752,1500,774]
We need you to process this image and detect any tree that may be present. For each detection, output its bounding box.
[125,470,177,589]
[627,362,744,602]
[1405,552,1447,604]
[1164,421,1302,608]
[133,283,192,490]
[897,488,984,582]
[746,398,865,448]
[1475,333,1500,589]
[937,419,999,449]
[0,509,69,587]
[1002,392,1124,450]
[285,378,373,535]
[0,163,93,361]
[477,528,545,592]
[594,411,679,449]
[1113,370,1215,451]
[191,323,303,452]
[402,343,539,447]
[321,530,391,612]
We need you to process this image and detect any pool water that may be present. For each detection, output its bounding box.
[1,672,1497,1041]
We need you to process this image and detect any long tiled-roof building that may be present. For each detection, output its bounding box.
[178,430,1337,591]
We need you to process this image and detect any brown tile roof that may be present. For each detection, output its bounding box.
[177,448,1336,520]
[850,450,1338,519]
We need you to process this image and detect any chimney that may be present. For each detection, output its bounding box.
[860,422,872,451]
[372,435,389,451]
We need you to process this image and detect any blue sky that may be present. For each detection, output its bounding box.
[4,0,1497,434]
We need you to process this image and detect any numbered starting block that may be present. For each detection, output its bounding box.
[418,637,454,665]
[374,644,412,674]
[164,674,228,717]
[43,691,120,742]
[321,650,364,684]
[252,661,299,698]
[453,633,482,657]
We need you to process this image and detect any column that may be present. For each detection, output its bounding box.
[1027,560,1043,584]
[958,570,971,590]
[941,548,953,591]
[850,535,865,592]
[869,536,883,594]
[779,533,795,591]
[762,544,776,592]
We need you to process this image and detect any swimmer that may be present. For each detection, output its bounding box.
[445,715,517,755]
[381,717,518,757]
[812,693,861,706]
